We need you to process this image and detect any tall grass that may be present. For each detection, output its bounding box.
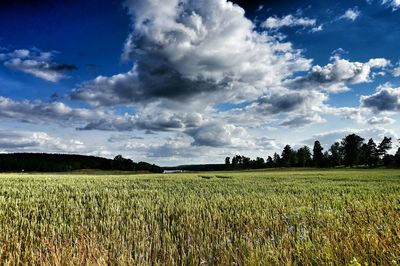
[0,169,399,265]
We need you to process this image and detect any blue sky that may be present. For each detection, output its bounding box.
[0,0,399,165]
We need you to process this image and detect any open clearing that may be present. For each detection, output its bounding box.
[0,169,399,265]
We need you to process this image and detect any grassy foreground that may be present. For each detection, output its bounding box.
[0,169,399,265]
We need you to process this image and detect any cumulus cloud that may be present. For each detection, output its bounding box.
[339,7,360,21]
[393,63,400,77]
[1,49,77,82]
[0,96,105,125]
[366,116,395,125]
[279,113,325,128]
[288,56,390,92]
[361,84,400,112]
[261,14,320,31]
[323,106,364,122]
[72,0,311,106]
[0,130,85,153]
[78,103,205,132]
[382,0,400,10]
[186,123,254,148]
[218,89,328,128]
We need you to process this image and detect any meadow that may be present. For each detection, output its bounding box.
[0,169,399,265]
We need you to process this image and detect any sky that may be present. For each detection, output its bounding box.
[0,0,400,166]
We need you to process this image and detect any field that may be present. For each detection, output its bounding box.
[0,169,399,265]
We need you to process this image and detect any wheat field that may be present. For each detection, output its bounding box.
[0,169,399,265]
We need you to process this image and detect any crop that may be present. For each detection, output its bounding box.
[0,169,399,265]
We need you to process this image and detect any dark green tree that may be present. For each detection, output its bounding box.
[312,141,324,167]
[225,157,230,166]
[266,156,274,168]
[395,148,400,167]
[341,134,364,167]
[296,146,312,167]
[378,137,392,158]
[273,153,281,167]
[329,142,342,167]
[365,138,379,167]
[242,156,251,168]
[281,145,293,167]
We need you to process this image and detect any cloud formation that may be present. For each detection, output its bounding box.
[361,84,400,112]
[72,0,311,106]
[0,96,104,125]
[288,57,390,92]
[261,15,320,31]
[339,7,360,21]
[382,0,400,10]
[186,123,253,147]
[0,130,85,153]
[1,49,77,82]
[366,116,395,125]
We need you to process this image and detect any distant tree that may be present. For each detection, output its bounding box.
[359,143,368,166]
[242,156,251,168]
[255,157,265,168]
[323,151,330,167]
[225,157,230,166]
[281,145,293,167]
[296,146,312,167]
[113,155,136,171]
[273,153,281,167]
[364,138,379,167]
[341,134,364,167]
[231,155,238,167]
[231,155,243,168]
[378,137,392,158]
[395,148,400,167]
[313,141,324,167]
[250,157,265,169]
[266,156,274,168]
[329,142,342,167]
[382,154,395,168]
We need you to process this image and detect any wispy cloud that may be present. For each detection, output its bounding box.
[261,14,321,32]
[339,7,361,21]
[1,49,77,82]
[382,0,400,10]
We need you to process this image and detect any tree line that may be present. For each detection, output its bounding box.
[225,134,400,169]
[0,153,163,173]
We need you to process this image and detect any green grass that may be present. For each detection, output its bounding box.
[0,169,399,265]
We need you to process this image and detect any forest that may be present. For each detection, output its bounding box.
[225,133,400,169]
[0,153,162,173]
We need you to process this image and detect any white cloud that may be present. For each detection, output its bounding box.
[288,56,390,93]
[361,84,400,112]
[366,116,396,125]
[382,0,400,10]
[339,7,360,21]
[261,14,317,29]
[0,96,106,125]
[186,122,254,148]
[1,49,77,82]
[0,130,85,153]
[279,113,325,128]
[393,63,400,77]
[73,0,311,106]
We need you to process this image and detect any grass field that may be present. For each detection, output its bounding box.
[0,169,399,265]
